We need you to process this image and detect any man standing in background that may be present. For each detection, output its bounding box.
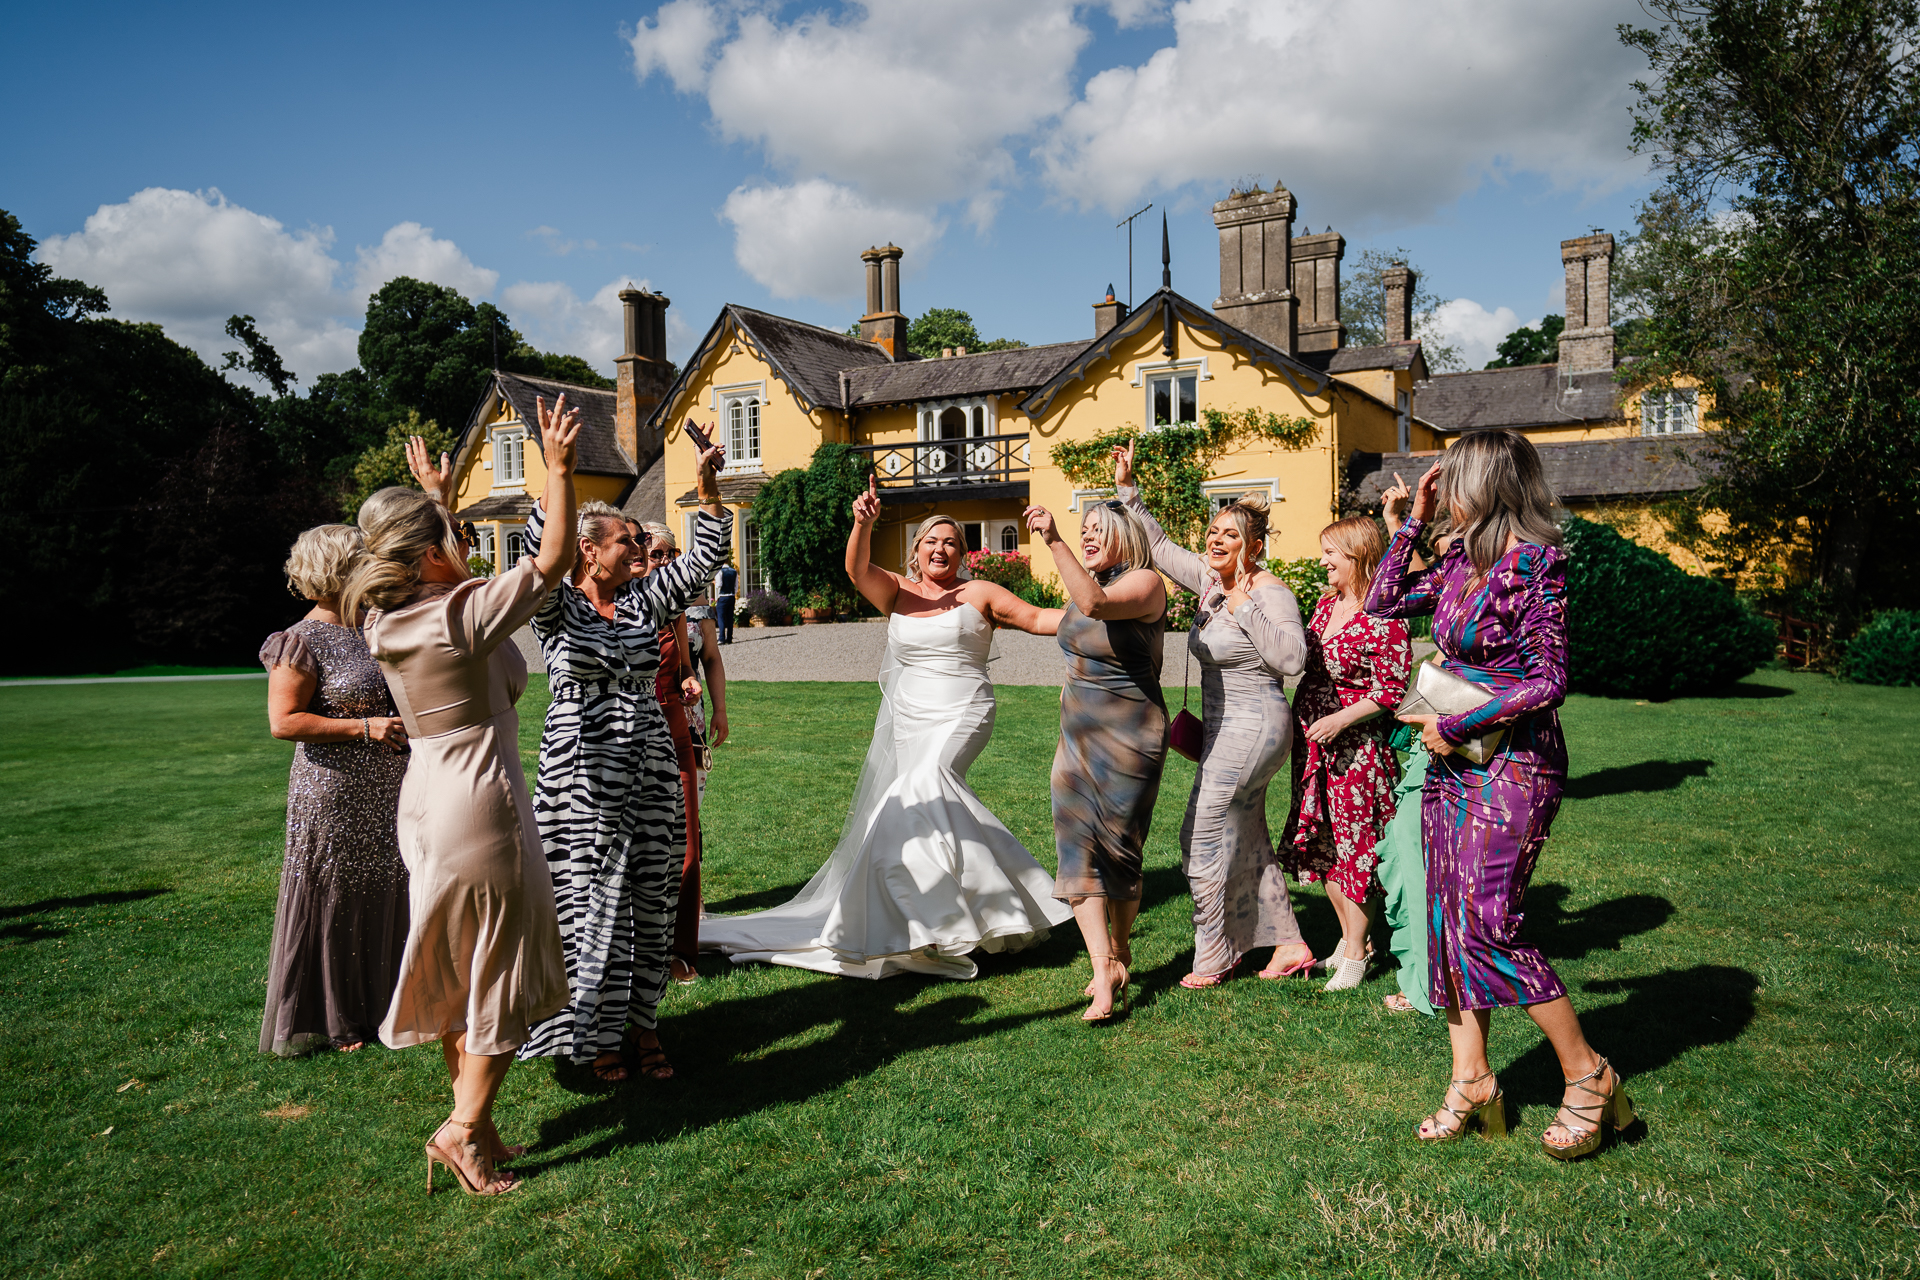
[715,560,737,644]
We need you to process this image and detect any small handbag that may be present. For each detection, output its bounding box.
[1396,658,1509,765]
[1168,618,1203,762]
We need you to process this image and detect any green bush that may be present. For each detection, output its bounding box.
[754,443,870,598]
[1841,610,1920,686]
[964,550,1034,590]
[1016,579,1065,610]
[1561,516,1775,698]
[1267,556,1329,605]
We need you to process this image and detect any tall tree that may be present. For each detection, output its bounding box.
[1619,0,1920,624]
[1484,315,1565,368]
[1339,248,1463,371]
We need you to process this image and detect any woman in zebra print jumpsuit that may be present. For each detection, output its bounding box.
[516,437,732,1082]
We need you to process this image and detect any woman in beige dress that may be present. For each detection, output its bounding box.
[342,397,581,1197]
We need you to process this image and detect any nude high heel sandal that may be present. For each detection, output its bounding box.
[1541,1056,1635,1161]
[426,1118,520,1196]
[1082,951,1128,1023]
[1413,1070,1507,1143]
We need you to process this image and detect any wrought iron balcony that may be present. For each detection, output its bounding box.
[846,433,1031,499]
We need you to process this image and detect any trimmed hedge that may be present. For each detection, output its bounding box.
[1842,610,1920,686]
[1561,516,1776,699]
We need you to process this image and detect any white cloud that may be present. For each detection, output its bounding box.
[721,180,943,301]
[1039,0,1648,225]
[503,277,634,370]
[1427,298,1524,371]
[351,221,498,307]
[628,0,725,94]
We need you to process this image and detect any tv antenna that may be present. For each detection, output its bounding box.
[1116,202,1153,309]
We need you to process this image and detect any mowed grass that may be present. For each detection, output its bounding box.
[0,669,1915,1279]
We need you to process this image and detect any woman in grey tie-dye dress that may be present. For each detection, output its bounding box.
[1115,445,1314,987]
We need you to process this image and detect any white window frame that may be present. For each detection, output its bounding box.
[491,425,528,492]
[1068,487,1117,514]
[739,512,770,592]
[471,525,497,575]
[501,524,528,567]
[917,397,997,441]
[1203,478,1282,515]
[711,380,766,473]
[998,522,1019,552]
[1130,357,1211,430]
[681,512,698,556]
[1641,388,1699,436]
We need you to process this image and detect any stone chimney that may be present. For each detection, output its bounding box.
[1382,262,1416,344]
[616,286,672,466]
[1292,229,1345,352]
[1093,283,1128,338]
[1211,186,1298,353]
[1558,233,1616,371]
[859,244,909,360]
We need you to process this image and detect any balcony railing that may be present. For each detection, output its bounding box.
[847,433,1030,489]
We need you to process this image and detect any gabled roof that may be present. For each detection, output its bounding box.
[1017,289,1333,418]
[845,341,1085,407]
[648,304,892,428]
[490,370,632,476]
[1346,436,1711,506]
[1300,341,1428,377]
[1415,364,1623,433]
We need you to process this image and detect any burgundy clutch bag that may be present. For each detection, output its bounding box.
[1169,708,1203,762]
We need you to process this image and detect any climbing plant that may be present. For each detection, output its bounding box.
[1050,406,1317,546]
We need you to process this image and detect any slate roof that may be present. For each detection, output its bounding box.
[674,471,772,508]
[844,341,1086,407]
[1414,364,1624,433]
[454,492,536,521]
[1346,436,1711,506]
[727,306,893,411]
[1299,341,1426,374]
[622,452,667,526]
[490,371,632,476]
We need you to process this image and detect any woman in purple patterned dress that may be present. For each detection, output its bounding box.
[1366,430,1634,1160]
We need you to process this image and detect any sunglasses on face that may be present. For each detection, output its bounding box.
[648,549,679,563]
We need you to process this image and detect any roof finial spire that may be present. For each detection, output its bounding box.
[1160,211,1171,290]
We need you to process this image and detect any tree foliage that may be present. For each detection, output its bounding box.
[900,308,1025,359]
[1051,406,1318,547]
[344,412,459,519]
[1338,248,1463,371]
[1617,0,1920,627]
[1484,314,1565,368]
[753,443,872,601]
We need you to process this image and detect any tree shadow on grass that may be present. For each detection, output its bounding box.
[526,971,1077,1170]
[1496,963,1760,1126]
[1565,759,1713,800]
[1714,681,1793,699]
[0,888,172,944]
[1525,884,1675,960]
[705,881,815,915]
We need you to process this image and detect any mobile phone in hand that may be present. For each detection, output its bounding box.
[684,419,714,452]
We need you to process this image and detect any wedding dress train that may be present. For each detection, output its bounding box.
[700,603,1073,978]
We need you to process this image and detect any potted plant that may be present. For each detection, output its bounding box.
[795,587,836,624]
[741,590,791,628]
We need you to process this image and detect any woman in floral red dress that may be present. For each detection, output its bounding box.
[1283,516,1411,992]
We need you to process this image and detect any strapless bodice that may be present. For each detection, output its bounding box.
[887,603,992,680]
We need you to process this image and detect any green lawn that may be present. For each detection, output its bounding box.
[1,670,1915,1278]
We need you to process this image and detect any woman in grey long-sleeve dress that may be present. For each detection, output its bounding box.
[1115,443,1314,987]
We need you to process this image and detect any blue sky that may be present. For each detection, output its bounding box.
[3,0,1656,388]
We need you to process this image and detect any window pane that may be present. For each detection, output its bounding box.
[963,522,983,552]
[1178,375,1197,424]
[1000,524,1017,551]
[972,405,985,436]
[505,530,527,563]
[729,401,743,456]
[1151,375,1172,426]
[746,400,760,459]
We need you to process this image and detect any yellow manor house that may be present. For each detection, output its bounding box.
[447,182,1712,589]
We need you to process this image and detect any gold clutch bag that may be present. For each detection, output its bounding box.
[1397,658,1509,765]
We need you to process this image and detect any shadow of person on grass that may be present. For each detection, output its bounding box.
[1564,759,1713,800]
[0,887,173,944]
[1495,963,1759,1122]
[527,970,1078,1170]
[1524,884,1675,960]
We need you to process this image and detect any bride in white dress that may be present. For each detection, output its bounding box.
[700,478,1075,978]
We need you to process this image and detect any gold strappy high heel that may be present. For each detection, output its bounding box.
[425,1118,519,1196]
[1082,951,1128,1023]
[1541,1056,1634,1161]
[1413,1069,1507,1143]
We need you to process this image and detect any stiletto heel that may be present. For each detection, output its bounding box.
[1413,1069,1506,1143]
[1083,951,1126,1023]
[1258,945,1316,980]
[424,1118,520,1196]
[1541,1056,1633,1161]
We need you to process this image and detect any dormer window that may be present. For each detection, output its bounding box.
[491,425,527,490]
[1131,357,1210,428]
[711,380,767,472]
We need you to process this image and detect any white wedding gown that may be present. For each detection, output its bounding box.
[700,603,1073,979]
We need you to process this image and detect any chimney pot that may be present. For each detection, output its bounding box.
[857,243,909,360]
[941,348,954,359]
[1093,293,1129,339]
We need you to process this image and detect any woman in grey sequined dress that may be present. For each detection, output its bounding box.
[1115,443,1314,987]
[259,524,411,1055]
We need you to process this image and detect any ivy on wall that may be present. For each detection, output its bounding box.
[1050,406,1317,546]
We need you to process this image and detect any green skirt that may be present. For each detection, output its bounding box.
[1378,733,1434,1016]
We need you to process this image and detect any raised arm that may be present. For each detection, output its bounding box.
[1109,440,1208,594]
[1438,547,1567,746]
[1367,459,1441,619]
[1239,581,1308,677]
[977,582,1063,636]
[845,474,902,615]
[530,395,581,590]
[1024,504,1166,622]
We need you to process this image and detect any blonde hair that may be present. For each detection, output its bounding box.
[283,523,363,601]
[1438,430,1562,576]
[1080,501,1154,580]
[1209,490,1272,579]
[1318,516,1385,599]
[903,514,972,583]
[641,521,676,551]
[340,487,464,625]
[577,501,628,546]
